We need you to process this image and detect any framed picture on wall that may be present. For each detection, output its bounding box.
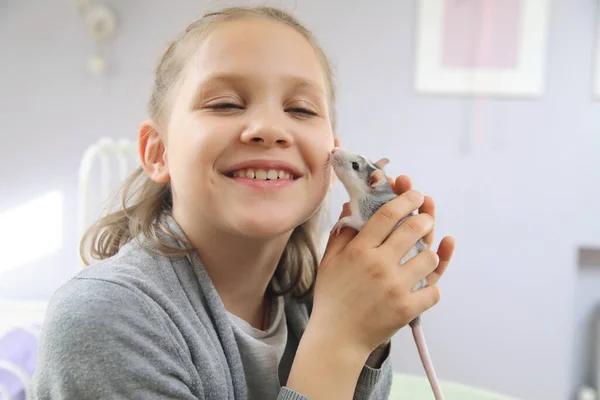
[414,0,551,97]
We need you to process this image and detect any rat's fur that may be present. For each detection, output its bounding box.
[329,147,444,400]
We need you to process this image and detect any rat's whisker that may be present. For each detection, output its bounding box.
[321,159,334,171]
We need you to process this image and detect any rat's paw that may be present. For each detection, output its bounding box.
[331,216,353,236]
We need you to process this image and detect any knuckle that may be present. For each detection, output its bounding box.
[421,212,435,225]
[385,282,402,301]
[407,214,433,235]
[394,300,413,320]
[366,257,388,281]
[346,244,364,261]
[423,249,440,267]
[379,203,399,221]
[404,216,423,235]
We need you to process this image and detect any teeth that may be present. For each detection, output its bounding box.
[232,168,294,180]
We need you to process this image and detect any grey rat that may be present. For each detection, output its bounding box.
[329,147,444,400]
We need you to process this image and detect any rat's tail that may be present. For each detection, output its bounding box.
[410,317,445,400]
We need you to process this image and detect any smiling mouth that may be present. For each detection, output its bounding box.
[226,168,297,180]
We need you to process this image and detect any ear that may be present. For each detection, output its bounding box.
[375,158,389,169]
[328,136,341,191]
[139,119,170,184]
[368,169,385,187]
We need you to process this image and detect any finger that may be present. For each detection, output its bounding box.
[321,203,358,266]
[397,248,440,290]
[392,175,412,196]
[379,213,434,260]
[408,285,441,316]
[424,236,455,286]
[392,175,435,246]
[419,196,435,247]
[354,190,425,249]
[340,202,350,218]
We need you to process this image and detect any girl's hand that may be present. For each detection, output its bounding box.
[362,175,455,365]
[312,189,444,354]
[286,177,455,400]
[388,175,455,287]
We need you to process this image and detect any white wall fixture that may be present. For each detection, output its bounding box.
[81,2,118,42]
[71,0,119,77]
[414,0,551,97]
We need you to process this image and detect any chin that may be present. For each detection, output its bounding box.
[233,215,298,239]
[226,206,315,239]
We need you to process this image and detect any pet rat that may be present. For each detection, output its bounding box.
[329,147,444,400]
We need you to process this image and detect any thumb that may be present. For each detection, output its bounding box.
[320,203,358,267]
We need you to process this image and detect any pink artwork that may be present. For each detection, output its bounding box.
[414,0,549,98]
[441,0,522,69]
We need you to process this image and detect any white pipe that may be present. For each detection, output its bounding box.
[77,141,102,267]
[76,137,137,268]
[99,146,111,207]
[117,138,136,180]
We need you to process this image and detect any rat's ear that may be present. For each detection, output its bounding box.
[375,158,389,169]
[368,169,385,187]
[139,119,170,184]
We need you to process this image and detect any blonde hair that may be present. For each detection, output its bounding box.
[80,6,337,300]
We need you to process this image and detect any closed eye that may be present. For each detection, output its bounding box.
[287,107,318,116]
[206,103,318,116]
[210,103,244,110]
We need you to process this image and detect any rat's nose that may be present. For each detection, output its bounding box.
[331,148,337,154]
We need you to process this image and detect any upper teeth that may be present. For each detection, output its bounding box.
[232,169,293,180]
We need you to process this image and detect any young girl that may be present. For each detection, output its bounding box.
[30,6,454,400]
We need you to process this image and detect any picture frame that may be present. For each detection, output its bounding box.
[414,0,551,97]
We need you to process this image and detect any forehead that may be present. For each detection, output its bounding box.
[184,17,327,93]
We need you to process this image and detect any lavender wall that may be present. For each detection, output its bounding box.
[1,1,599,399]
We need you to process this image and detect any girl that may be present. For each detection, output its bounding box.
[30,6,455,400]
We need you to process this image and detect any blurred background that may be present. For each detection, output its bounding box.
[0,0,598,399]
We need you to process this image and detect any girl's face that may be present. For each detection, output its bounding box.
[156,18,337,239]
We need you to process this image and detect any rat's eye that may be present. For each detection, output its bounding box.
[352,162,359,171]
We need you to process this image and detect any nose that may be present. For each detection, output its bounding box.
[240,115,294,148]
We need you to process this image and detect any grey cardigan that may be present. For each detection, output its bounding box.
[29,219,393,399]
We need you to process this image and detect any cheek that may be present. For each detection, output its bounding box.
[165,126,227,204]
[302,130,335,174]
[168,119,224,166]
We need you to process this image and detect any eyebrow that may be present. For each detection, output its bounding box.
[189,73,242,108]
[190,72,326,106]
